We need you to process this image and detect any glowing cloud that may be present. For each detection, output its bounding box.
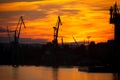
[0,0,120,43]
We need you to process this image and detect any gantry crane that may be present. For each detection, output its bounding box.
[52,16,62,47]
[7,16,26,44]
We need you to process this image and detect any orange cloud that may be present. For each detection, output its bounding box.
[0,0,120,43]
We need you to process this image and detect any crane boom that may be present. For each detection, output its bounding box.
[21,16,26,28]
[55,16,62,41]
[72,35,79,47]
[16,17,21,31]
[7,16,26,44]
[53,16,62,47]
[17,16,26,43]
[7,26,11,42]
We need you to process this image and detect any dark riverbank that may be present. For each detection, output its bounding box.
[0,40,119,69]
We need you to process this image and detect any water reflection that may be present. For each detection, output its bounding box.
[113,73,120,80]
[0,66,114,80]
[53,67,58,80]
[12,67,18,80]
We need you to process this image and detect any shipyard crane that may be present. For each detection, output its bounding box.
[72,35,79,47]
[7,26,17,43]
[109,3,120,72]
[7,26,10,42]
[7,27,17,43]
[16,16,26,44]
[52,16,62,47]
[7,16,26,44]
[110,2,120,42]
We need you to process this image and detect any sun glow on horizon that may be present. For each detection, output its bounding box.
[0,0,119,43]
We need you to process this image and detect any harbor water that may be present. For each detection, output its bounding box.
[0,65,113,80]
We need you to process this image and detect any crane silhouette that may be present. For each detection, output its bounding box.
[72,35,79,47]
[7,16,26,44]
[52,16,62,47]
[110,2,120,42]
[7,16,26,67]
[109,2,120,74]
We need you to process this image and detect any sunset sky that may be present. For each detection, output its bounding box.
[0,0,120,44]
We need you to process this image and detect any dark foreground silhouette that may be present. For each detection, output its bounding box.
[0,40,120,72]
[0,3,120,73]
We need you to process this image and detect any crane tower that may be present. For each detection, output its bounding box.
[52,16,62,47]
[110,2,120,42]
[7,16,26,44]
[110,2,120,69]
